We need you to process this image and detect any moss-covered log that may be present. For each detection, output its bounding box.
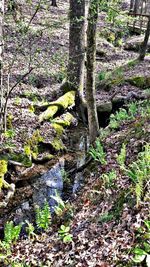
[39,91,75,122]
[0,160,8,190]
[51,112,76,135]
[0,160,15,208]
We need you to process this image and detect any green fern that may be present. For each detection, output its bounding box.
[4,221,22,244]
[35,201,51,230]
[89,139,107,165]
[117,143,126,168]
[126,143,150,207]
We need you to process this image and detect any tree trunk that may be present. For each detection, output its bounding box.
[130,0,134,12]
[86,0,99,144]
[134,0,140,13]
[139,15,150,60]
[0,0,4,133]
[51,0,57,7]
[67,0,85,94]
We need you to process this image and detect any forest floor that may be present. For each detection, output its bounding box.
[0,0,150,266]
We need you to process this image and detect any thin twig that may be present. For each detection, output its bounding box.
[3,67,34,131]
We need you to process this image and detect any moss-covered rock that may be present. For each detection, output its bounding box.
[51,123,64,135]
[34,153,54,163]
[52,112,74,127]
[39,105,59,122]
[51,138,65,151]
[0,160,8,189]
[0,159,15,207]
[51,112,75,135]
[127,76,150,89]
[24,130,44,161]
[39,91,75,122]
[0,153,32,167]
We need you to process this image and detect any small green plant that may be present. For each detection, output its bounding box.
[7,114,13,129]
[35,201,51,230]
[24,145,31,159]
[14,97,21,105]
[109,115,119,129]
[117,143,126,168]
[3,129,16,139]
[98,212,114,223]
[25,221,36,239]
[128,102,138,118]
[98,71,106,81]
[115,108,129,121]
[55,70,66,83]
[3,221,22,245]
[101,170,117,187]
[61,169,70,184]
[109,108,130,129]
[51,191,66,216]
[127,59,138,68]
[139,100,150,117]
[125,143,150,207]
[132,220,150,265]
[89,139,107,165]
[58,225,73,243]
[114,67,124,79]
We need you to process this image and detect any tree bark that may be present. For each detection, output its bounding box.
[67,0,85,94]
[86,0,99,144]
[51,0,57,7]
[139,15,150,60]
[130,0,134,12]
[0,0,4,133]
[134,0,140,13]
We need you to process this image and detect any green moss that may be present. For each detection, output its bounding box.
[7,114,13,129]
[0,160,8,190]
[53,113,74,127]
[34,153,54,163]
[43,154,54,160]
[24,145,31,157]
[51,112,74,136]
[55,90,75,109]
[11,153,32,167]
[25,130,43,160]
[127,76,150,89]
[51,138,65,151]
[39,91,75,122]
[39,105,59,122]
[51,123,64,135]
[0,153,32,167]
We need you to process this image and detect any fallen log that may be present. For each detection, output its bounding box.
[39,91,75,122]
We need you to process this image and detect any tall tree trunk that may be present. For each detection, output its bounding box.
[134,0,140,13]
[139,15,150,60]
[0,0,4,133]
[130,0,134,12]
[86,0,99,144]
[67,0,85,94]
[51,0,57,7]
